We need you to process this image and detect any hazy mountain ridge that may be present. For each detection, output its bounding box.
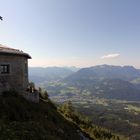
[63,65,140,101]
[65,65,140,82]
[29,67,76,85]
[29,65,140,101]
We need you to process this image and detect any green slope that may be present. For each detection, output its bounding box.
[0,91,82,140]
[0,90,128,140]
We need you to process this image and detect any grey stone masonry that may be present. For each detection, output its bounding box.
[0,54,29,92]
[0,44,39,102]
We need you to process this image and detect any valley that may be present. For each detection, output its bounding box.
[50,90,140,139]
[29,65,140,140]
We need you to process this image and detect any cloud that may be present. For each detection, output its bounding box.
[101,53,120,59]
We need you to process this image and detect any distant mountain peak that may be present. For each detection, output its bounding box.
[65,64,140,85]
[91,64,135,69]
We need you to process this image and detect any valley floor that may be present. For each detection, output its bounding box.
[50,94,140,140]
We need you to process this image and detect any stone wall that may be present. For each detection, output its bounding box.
[0,54,29,92]
[0,54,39,103]
[22,91,39,103]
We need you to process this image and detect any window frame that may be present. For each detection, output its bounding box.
[0,64,10,74]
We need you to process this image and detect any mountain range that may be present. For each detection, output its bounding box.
[29,65,140,101]
[29,67,77,84]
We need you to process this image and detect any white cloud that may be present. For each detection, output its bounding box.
[101,53,120,59]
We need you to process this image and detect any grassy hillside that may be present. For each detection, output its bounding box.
[0,91,82,140]
[0,90,128,140]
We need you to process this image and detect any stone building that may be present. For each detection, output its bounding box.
[0,44,31,93]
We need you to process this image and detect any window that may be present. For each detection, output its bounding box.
[0,64,10,74]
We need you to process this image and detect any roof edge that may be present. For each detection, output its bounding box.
[0,44,32,59]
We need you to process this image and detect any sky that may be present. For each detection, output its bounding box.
[0,0,140,68]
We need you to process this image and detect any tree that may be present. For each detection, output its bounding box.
[39,87,49,100]
[59,101,75,117]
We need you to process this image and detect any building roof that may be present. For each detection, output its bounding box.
[0,44,31,59]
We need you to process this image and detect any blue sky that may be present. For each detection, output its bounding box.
[0,0,140,68]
